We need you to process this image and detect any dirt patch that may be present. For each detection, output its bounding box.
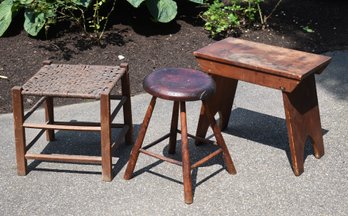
[1,0,347,113]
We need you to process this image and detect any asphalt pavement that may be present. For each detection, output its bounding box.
[0,50,347,215]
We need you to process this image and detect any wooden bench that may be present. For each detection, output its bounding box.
[194,38,331,176]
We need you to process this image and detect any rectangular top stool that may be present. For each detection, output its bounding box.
[12,61,133,181]
[194,38,331,176]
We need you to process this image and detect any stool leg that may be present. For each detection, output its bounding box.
[12,87,27,176]
[120,63,133,145]
[100,92,112,181]
[168,101,179,154]
[180,101,193,204]
[203,101,236,175]
[282,74,324,176]
[195,77,238,145]
[44,97,55,141]
[124,96,157,180]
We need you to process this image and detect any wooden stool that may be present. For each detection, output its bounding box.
[193,38,331,176]
[123,68,236,204]
[12,61,133,181]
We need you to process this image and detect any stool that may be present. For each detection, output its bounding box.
[123,68,236,204]
[12,61,133,181]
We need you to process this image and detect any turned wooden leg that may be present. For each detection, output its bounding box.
[12,86,27,176]
[282,74,324,176]
[100,92,112,181]
[121,63,133,145]
[203,101,236,174]
[124,96,157,180]
[168,101,179,154]
[180,102,193,204]
[44,97,55,141]
[195,76,238,144]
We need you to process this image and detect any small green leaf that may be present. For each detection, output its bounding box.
[302,26,315,33]
[71,0,92,7]
[20,0,33,4]
[189,0,203,4]
[24,10,46,36]
[127,0,146,8]
[0,0,13,37]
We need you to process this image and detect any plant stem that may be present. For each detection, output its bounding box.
[264,0,283,24]
[98,0,117,41]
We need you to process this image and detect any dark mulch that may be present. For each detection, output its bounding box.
[1,0,347,114]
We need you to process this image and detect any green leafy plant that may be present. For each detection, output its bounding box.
[88,0,117,41]
[0,0,91,37]
[202,0,262,37]
[127,0,203,23]
[201,0,240,37]
[202,0,283,37]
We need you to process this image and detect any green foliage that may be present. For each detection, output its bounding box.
[201,0,263,37]
[0,0,91,37]
[88,0,117,41]
[127,0,202,23]
[0,0,13,36]
[146,0,177,23]
[0,0,206,39]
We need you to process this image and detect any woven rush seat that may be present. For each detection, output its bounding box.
[22,64,125,99]
[12,61,133,181]
[124,68,236,204]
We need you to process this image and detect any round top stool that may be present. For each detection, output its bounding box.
[124,67,236,204]
[143,68,216,101]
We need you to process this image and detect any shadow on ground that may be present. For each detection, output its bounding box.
[224,108,328,169]
[26,124,141,180]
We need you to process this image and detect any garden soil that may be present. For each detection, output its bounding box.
[0,0,347,113]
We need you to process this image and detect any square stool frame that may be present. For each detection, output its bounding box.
[12,61,133,181]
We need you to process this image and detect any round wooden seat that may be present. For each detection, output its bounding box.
[143,68,216,101]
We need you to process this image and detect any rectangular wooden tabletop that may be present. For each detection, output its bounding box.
[194,38,331,80]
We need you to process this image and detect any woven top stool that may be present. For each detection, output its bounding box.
[12,61,133,181]
[124,68,236,204]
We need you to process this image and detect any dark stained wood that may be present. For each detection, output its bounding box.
[124,96,157,180]
[25,153,102,164]
[139,149,182,166]
[190,149,223,169]
[12,86,27,176]
[100,92,112,181]
[168,101,179,154]
[203,101,236,174]
[143,68,216,101]
[194,37,331,80]
[196,57,301,92]
[23,122,101,131]
[195,75,238,145]
[120,63,133,145]
[282,74,324,176]
[44,97,55,141]
[180,102,193,204]
[194,38,331,175]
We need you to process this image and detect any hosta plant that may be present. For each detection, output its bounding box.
[0,0,91,37]
[127,0,204,23]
